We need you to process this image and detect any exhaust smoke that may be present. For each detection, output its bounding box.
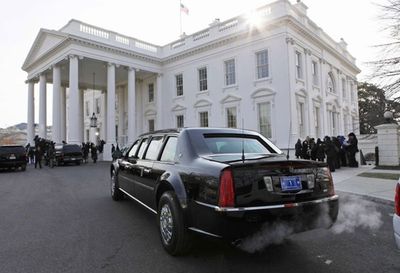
[238,194,383,253]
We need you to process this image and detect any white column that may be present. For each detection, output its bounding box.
[39,74,47,139]
[27,81,35,145]
[104,63,116,160]
[52,65,61,143]
[117,86,125,145]
[60,86,66,142]
[67,55,80,144]
[79,89,84,143]
[127,68,136,144]
[156,73,163,129]
[101,90,107,141]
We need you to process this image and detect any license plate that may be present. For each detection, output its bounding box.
[280,176,302,191]
[71,158,75,160]
[9,155,16,160]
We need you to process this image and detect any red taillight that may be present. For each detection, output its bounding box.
[218,169,235,207]
[395,183,400,216]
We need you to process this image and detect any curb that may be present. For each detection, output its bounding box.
[336,190,394,206]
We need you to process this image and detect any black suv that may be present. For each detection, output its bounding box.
[0,145,27,171]
[55,144,83,166]
[110,128,338,255]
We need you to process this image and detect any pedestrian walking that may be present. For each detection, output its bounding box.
[316,138,325,162]
[34,145,43,169]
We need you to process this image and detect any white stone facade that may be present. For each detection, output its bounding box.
[22,0,360,160]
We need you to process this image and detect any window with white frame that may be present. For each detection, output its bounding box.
[298,102,305,137]
[148,119,155,132]
[350,82,355,102]
[96,98,100,114]
[148,83,154,102]
[176,115,184,128]
[295,51,303,79]
[224,59,236,86]
[312,61,319,85]
[226,107,237,128]
[176,74,183,96]
[85,101,90,116]
[342,78,346,98]
[258,102,272,138]
[256,50,269,79]
[314,106,320,137]
[198,67,208,91]
[327,73,335,93]
[199,111,209,127]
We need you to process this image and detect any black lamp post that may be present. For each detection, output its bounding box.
[90,72,98,128]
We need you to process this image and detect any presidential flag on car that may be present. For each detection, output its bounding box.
[180,3,189,15]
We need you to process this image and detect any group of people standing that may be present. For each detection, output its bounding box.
[295,132,359,172]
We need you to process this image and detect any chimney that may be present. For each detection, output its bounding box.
[294,0,308,16]
[339,38,348,49]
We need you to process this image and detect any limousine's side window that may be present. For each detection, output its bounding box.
[144,136,164,160]
[160,137,178,162]
[137,138,149,159]
[127,140,139,158]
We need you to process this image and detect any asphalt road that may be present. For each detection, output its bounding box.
[0,163,399,273]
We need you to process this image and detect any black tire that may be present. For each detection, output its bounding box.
[158,191,192,256]
[21,165,26,171]
[111,170,124,201]
[76,161,80,166]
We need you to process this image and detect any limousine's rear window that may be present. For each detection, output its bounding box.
[203,134,274,154]
[0,146,25,155]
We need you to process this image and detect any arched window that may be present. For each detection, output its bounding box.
[327,73,335,93]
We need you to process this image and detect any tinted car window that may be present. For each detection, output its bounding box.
[144,136,163,160]
[128,141,139,158]
[160,137,177,162]
[204,136,271,154]
[63,145,81,153]
[137,138,148,159]
[0,146,25,155]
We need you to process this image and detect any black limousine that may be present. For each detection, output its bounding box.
[110,128,339,255]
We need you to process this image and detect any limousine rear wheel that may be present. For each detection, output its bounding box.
[111,170,123,201]
[158,191,192,255]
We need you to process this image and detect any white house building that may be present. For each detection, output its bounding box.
[22,0,360,160]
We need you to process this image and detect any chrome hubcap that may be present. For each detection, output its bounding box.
[111,172,115,196]
[160,204,173,244]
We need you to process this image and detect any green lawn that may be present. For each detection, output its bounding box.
[357,172,400,180]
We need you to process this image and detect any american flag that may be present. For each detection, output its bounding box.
[180,3,189,15]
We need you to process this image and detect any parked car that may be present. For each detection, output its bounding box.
[394,179,400,249]
[55,144,83,166]
[110,128,339,255]
[0,145,27,171]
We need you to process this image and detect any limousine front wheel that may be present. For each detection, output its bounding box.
[111,170,123,201]
[158,191,192,255]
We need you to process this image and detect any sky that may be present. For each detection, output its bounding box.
[0,0,389,128]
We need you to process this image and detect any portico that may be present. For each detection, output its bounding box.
[22,20,161,160]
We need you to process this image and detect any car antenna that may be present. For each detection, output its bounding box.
[242,118,245,163]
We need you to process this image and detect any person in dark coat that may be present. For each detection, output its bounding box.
[316,138,325,162]
[310,138,317,161]
[34,145,43,169]
[338,135,348,167]
[324,136,336,172]
[332,137,341,169]
[91,143,98,163]
[295,139,302,159]
[301,139,310,160]
[346,132,359,167]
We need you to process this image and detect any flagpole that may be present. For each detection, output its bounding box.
[179,0,182,36]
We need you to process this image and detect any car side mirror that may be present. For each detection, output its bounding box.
[128,157,137,164]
